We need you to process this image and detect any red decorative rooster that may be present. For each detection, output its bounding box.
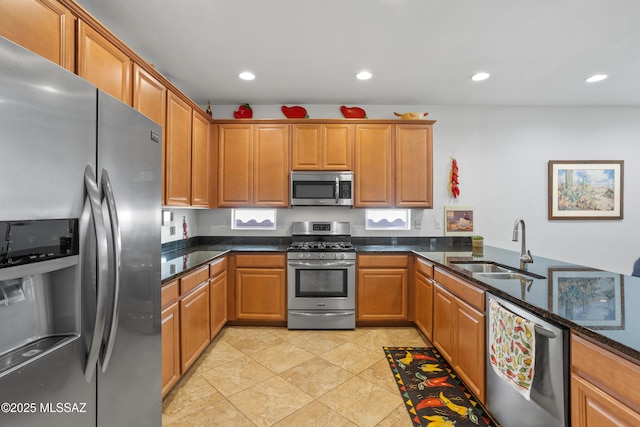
[449,158,460,199]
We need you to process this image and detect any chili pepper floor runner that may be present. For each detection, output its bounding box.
[384,347,498,427]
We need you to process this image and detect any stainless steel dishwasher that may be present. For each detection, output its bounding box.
[486,293,569,427]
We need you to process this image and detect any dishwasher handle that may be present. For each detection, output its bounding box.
[534,325,557,339]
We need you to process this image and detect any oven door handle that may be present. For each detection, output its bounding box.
[291,311,354,317]
[288,260,355,267]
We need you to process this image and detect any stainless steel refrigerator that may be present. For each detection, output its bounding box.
[0,36,161,426]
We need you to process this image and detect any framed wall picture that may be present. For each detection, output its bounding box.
[548,160,623,220]
[444,206,474,236]
[548,268,624,330]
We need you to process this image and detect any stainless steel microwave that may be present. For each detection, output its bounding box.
[290,171,353,206]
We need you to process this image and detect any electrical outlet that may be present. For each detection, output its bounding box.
[414,219,422,229]
[435,219,442,229]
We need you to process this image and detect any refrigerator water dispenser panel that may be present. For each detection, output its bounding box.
[0,219,79,267]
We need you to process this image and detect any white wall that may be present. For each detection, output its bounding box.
[163,104,640,275]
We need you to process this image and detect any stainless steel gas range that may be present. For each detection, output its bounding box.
[287,221,356,329]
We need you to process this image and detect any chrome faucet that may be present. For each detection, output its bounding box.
[512,218,533,270]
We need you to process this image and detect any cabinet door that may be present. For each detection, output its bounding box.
[357,268,408,321]
[571,374,640,427]
[433,284,455,362]
[77,20,131,104]
[235,268,285,321]
[323,124,353,170]
[355,124,392,207]
[395,124,433,207]
[209,271,227,339]
[455,298,486,403]
[291,124,322,170]
[165,91,192,206]
[180,284,210,372]
[414,272,433,341]
[0,0,75,71]
[254,124,289,206]
[132,64,166,203]
[161,302,180,397]
[218,124,252,206]
[191,111,212,207]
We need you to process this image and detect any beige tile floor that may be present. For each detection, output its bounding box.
[162,326,431,427]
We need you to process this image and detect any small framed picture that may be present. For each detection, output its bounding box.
[548,160,623,220]
[444,206,474,236]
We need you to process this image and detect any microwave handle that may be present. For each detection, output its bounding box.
[335,177,339,204]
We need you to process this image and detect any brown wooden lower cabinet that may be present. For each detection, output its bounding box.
[235,268,285,321]
[179,283,210,372]
[432,268,486,403]
[161,301,180,397]
[414,258,434,341]
[357,254,409,322]
[161,256,229,396]
[571,333,640,426]
[209,271,227,337]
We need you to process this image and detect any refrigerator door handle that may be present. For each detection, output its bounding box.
[100,168,121,373]
[83,165,110,382]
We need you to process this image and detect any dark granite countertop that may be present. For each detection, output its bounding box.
[410,245,640,362]
[161,236,640,362]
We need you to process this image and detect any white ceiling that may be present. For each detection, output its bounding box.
[74,0,640,107]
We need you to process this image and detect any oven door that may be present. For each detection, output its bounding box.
[287,259,355,311]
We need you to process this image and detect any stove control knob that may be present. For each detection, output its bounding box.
[320,253,325,259]
[298,253,304,259]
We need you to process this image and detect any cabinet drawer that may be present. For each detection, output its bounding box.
[572,333,640,412]
[358,254,408,268]
[209,256,227,277]
[180,265,209,295]
[415,257,434,278]
[434,268,484,311]
[234,253,285,268]
[161,280,179,308]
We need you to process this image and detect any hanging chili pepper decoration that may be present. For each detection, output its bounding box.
[449,157,460,199]
[182,216,189,241]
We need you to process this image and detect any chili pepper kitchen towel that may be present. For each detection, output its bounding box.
[489,299,537,400]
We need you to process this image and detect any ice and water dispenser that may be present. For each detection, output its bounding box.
[0,219,80,376]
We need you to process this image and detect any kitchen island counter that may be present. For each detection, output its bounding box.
[411,245,640,363]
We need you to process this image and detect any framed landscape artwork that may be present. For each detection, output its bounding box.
[548,160,623,220]
[444,206,474,236]
[549,268,624,330]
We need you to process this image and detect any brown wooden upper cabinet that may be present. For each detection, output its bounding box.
[395,124,433,208]
[218,123,289,207]
[77,20,132,104]
[355,123,433,208]
[132,64,167,203]
[291,123,354,170]
[355,124,393,206]
[0,0,75,72]
[191,111,214,208]
[164,91,192,206]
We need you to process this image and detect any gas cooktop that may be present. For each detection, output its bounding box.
[287,241,355,252]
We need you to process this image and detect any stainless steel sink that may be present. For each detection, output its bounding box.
[477,272,536,280]
[450,261,546,280]
[450,263,511,273]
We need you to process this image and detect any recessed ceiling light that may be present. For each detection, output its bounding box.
[585,74,608,83]
[356,71,372,80]
[471,72,490,82]
[238,71,255,81]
